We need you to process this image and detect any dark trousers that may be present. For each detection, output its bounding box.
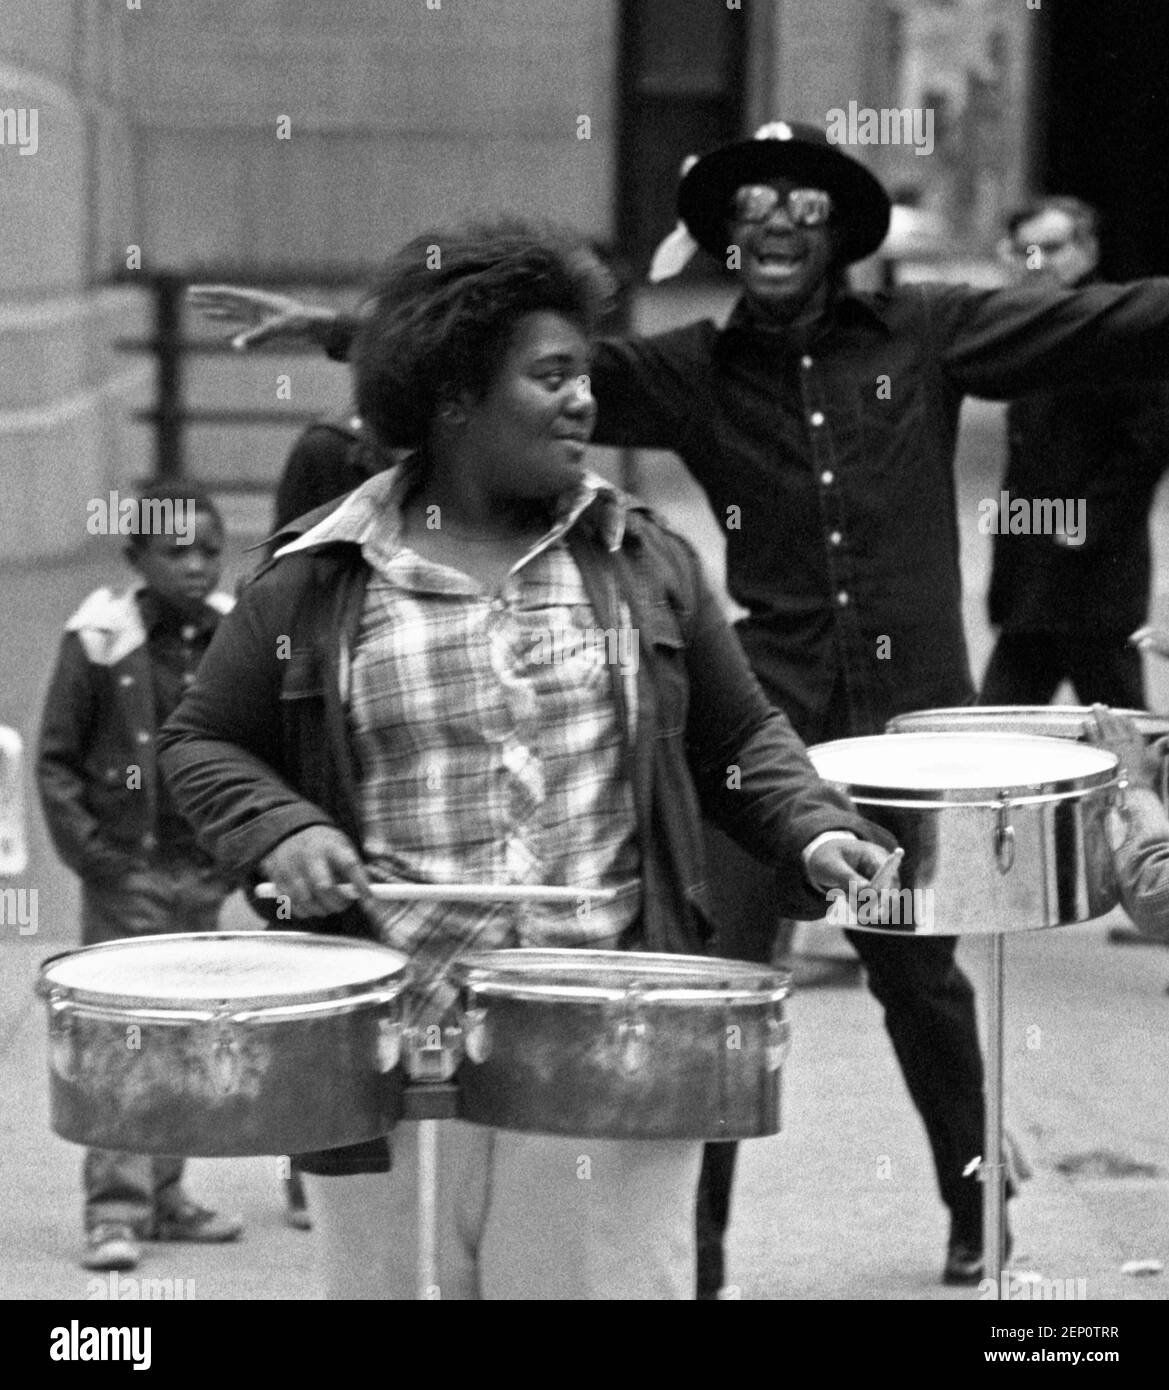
[980,630,1146,709]
[695,820,988,1296]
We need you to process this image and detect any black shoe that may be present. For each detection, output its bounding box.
[943,1228,1014,1286]
[1108,925,1150,946]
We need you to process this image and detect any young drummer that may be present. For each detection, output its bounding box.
[160,217,895,1299]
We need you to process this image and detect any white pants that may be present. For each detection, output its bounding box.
[304,1120,703,1300]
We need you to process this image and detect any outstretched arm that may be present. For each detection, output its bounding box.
[188,284,350,354]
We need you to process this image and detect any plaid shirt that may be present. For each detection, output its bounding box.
[284,466,642,1020]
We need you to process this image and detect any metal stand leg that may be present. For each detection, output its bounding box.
[983,931,1007,1297]
[418,1118,439,1299]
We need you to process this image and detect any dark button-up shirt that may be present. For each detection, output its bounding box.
[589,280,1169,741]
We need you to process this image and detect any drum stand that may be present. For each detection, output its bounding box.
[355,880,622,1301]
[981,930,1008,1296]
[417,1119,439,1299]
[261,878,624,1300]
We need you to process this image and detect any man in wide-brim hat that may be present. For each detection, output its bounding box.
[676,118,891,269]
[190,114,1169,1297]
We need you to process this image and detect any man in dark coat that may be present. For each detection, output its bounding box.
[980,195,1169,709]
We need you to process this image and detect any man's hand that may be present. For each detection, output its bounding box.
[187,284,337,351]
[806,836,898,894]
[1085,705,1162,792]
[259,826,373,918]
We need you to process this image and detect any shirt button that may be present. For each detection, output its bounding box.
[801,355,813,369]
[820,470,834,486]
[836,591,850,607]
[182,672,196,686]
[502,745,529,773]
[141,833,157,851]
[136,731,151,745]
[181,624,198,642]
[118,675,135,688]
[829,530,843,546]
[810,411,825,427]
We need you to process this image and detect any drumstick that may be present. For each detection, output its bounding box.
[417,1119,439,1301]
[254,882,620,904]
[1129,625,1169,659]
[866,848,904,892]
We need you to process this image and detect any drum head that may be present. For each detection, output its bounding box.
[809,732,1119,800]
[887,705,1169,739]
[40,931,411,1010]
[451,948,789,1003]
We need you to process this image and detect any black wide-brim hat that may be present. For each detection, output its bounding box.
[677,120,891,265]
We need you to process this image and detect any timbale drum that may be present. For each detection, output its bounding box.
[808,732,1123,934]
[886,706,1169,808]
[447,948,790,1140]
[37,932,412,1156]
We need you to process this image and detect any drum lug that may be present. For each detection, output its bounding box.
[993,793,1016,875]
[375,1018,403,1073]
[608,987,649,1077]
[205,1006,243,1098]
[47,988,76,1082]
[461,1005,491,1065]
[765,1017,790,1072]
[403,1024,462,1082]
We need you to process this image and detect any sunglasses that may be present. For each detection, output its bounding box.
[731,185,833,227]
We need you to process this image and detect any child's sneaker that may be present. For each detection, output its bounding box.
[82,1223,140,1271]
[149,1201,242,1243]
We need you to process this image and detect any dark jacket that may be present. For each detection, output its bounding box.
[159,484,889,1173]
[37,586,234,882]
[987,301,1169,635]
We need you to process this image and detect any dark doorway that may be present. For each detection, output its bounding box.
[616,0,747,274]
[1038,0,1169,277]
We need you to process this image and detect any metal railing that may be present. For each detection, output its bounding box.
[111,265,374,487]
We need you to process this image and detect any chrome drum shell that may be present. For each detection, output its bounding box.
[448,949,790,1140]
[36,932,412,1156]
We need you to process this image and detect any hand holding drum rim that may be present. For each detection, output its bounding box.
[1085,704,1163,792]
[187,284,333,352]
[259,825,373,917]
